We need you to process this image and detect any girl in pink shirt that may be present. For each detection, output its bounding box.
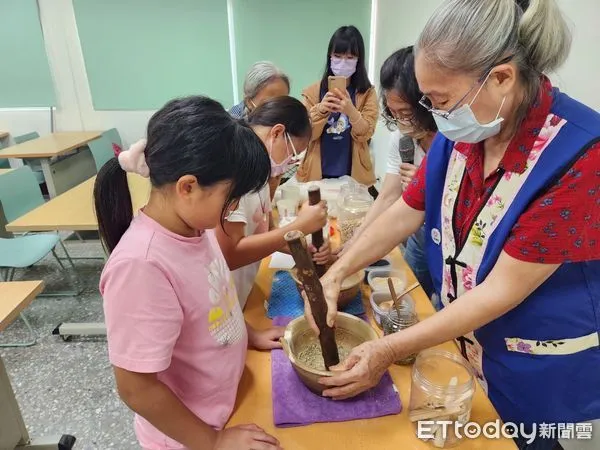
[96,96,283,450]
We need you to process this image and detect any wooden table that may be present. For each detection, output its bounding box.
[0,281,75,449]
[231,255,516,449]
[6,173,150,233]
[0,281,44,336]
[0,131,102,197]
[0,132,101,159]
[5,173,149,338]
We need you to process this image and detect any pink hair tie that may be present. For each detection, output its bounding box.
[118,139,150,178]
[112,143,123,157]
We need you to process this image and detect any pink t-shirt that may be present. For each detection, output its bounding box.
[100,212,247,450]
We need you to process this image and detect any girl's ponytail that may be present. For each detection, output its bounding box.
[94,158,133,254]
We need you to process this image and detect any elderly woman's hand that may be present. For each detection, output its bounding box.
[318,338,396,400]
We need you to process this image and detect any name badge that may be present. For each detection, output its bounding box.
[431,228,441,245]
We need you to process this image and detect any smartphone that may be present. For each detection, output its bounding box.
[328,75,346,92]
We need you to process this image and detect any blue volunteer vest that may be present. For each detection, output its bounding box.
[425,89,600,426]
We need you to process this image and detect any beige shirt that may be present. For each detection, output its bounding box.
[297,82,379,186]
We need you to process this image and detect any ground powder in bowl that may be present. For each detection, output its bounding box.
[295,329,358,371]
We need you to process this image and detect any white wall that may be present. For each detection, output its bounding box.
[551,0,600,112]
[0,108,53,145]
[0,107,53,167]
[0,0,598,178]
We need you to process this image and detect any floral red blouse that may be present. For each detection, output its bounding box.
[403,78,600,264]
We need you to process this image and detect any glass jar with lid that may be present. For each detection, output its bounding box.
[381,300,418,365]
[409,350,476,448]
[337,183,373,244]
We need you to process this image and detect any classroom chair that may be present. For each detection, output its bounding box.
[0,139,9,168]
[78,134,116,242]
[89,135,115,172]
[103,127,123,151]
[14,131,45,185]
[13,131,39,144]
[0,167,78,347]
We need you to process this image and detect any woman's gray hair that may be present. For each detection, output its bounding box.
[243,61,290,100]
[416,0,571,108]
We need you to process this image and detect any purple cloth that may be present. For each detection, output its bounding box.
[271,316,402,428]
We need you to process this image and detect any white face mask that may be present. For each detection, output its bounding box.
[433,73,506,144]
[268,132,297,177]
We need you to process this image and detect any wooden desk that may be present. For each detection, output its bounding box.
[0,131,102,198]
[0,132,101,159]
[6,174,150,233]
[232,255,516,449]
[0,281,75,449]
[0,281,44,332]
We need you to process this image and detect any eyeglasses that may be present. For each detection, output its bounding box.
[419,55,514,119]
[285,133,301,162]
[381,110,415,125]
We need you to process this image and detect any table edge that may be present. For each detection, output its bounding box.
[0,132,103,159]
[0,280,45,331]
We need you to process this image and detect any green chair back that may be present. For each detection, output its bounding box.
[0,140,8,168]
[0,143,9,169]
[14,131,40,144]
[103,128,123,150]
[0,166,45,222]
[89,135,115,172]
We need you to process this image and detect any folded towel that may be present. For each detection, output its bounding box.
[267,271,365,319]
[271,316,402,428]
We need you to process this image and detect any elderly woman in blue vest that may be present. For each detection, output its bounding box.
[229,61,290,120]
[307,1,600,449]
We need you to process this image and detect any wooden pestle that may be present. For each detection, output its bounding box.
[387,278,403,319]
[307,185,327,278]
[284,230,340,369]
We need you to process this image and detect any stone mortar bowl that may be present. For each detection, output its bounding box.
[280,312,379,394]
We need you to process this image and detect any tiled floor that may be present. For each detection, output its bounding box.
[0,239,138,449]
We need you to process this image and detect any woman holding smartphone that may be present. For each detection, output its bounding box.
[297,25,378,186]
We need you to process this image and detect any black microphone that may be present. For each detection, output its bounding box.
[399,136,415,165]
